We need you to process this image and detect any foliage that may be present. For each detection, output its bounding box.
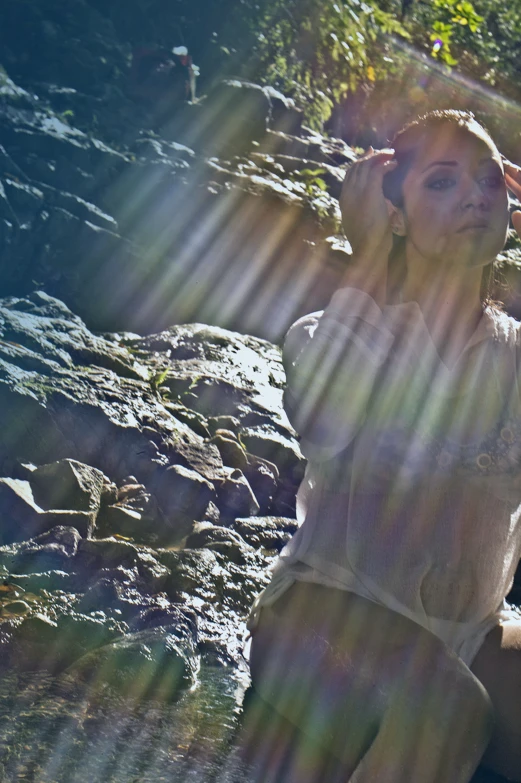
[225,0,521,133]
[250,0,409,128]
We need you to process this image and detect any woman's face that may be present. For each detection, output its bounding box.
[396,122,509,269]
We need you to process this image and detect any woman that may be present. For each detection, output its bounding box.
[248,110,521,782]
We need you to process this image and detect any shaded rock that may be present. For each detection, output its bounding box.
[232,516,299,552]
[215,468,260,519]
[211,432,249,470]
[270,481,299,518]
[264,86,303,136]
[204,500,221,524]
[196,80,271,156]
[95,504,145,541]
[242,455,279,514]
[100,476,118,506]
[41,509,93,537]
[75,538,169,592]
[239,427,305,481]
[4,611,119,673]
[6,569,79,594]
[151,464,216,541]
[0,478,47,545]
[208,415,241,435]
[76,568,170,623]
[5,525,81,574]
[0,478,92,541]
[66,625,199,702]
[185,521,254,565]
[29,458,103,532]
[163,402,210,438]
[131,604,197,633]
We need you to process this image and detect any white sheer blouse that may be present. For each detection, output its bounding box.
[249,288,521,664]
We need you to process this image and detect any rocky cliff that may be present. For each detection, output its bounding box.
[0,1,520,781]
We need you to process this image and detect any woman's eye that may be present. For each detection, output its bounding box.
[427,178,456,190]
[480,175,503,188]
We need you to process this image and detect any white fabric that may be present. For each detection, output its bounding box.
[249,287,521,665]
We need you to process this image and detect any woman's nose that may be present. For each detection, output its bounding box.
[461,177,490,210]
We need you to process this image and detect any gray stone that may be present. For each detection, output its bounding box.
[185,521,254,565]
[232,516,298,552]
[152,464,216,540]
[30,459,103,513]
[215,468,260,519]
[0,479,90,543]
[239,427,305,481]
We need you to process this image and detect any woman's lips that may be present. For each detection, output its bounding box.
[457,223,489,232]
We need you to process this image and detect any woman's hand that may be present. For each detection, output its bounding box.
[340,148,397,259]
[502,159,521,237]
[339,149,397,306]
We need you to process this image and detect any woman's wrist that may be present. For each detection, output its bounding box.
[340,248,389,307]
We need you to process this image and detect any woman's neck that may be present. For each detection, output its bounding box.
[401,264,485,367]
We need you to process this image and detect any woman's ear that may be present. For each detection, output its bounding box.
[386,200,407,237]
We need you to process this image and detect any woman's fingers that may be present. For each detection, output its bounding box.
[502,158,521,196]
[357,150,396,190]
[511,210,521,239]
[505,171,521,199]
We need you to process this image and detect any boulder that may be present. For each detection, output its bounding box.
[29,458,104,526]
[0,478,93,541]
[6,525,81,574]
[196,80,271,155]
[243,456,279,514]
[215,468,260,519]
[0,478,47,545]
[232,516,299,552]
[151,464,216,542]
[185,521,255,565]
[239,427,305,481]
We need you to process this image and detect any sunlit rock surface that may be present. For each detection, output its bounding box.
[0,1,519,779]
[0,289,305,780]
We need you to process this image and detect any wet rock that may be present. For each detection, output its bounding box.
[151,464,216,541]
[211,432,249,471]
[185,521,254,565]
[29,458,103,531]
[215,468,260,519]
[242,455,279,514]
[4,611,119,673]
[239,426,305,481]
[232,516,298,552]
[5,525,81,574]
[66,624,199,702]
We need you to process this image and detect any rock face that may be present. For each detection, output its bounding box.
[0,4,519,781]
[0,290,303,696]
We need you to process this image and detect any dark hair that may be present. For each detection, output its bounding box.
[382,109,503,308]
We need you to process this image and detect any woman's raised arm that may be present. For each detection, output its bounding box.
[283,152,398,460]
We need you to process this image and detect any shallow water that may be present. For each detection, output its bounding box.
[0,663,254,783]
